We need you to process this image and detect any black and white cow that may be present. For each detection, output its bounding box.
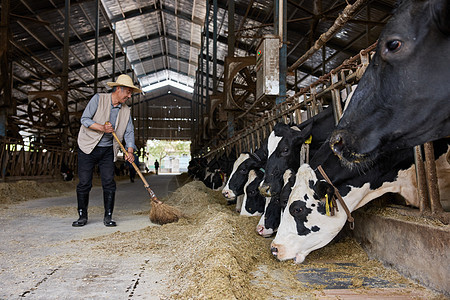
[202,170,227,190]
[188,151,236,190]
[260,107,335,197]
[188,157,207,180]
[256,169,296,237]
[330,0,450,167]
[239,169,266,216]
[222,141,268,202]
[271,138,450,263]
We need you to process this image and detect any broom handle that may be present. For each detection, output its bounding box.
[106,122,161,204]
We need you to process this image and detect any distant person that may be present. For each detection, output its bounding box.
[154,160,160,175]
[73,74,141,227]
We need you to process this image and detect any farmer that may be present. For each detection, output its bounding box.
[73,74,141,227]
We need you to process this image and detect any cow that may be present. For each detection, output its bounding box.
[187,157,207,180]
[271,138,450,263]
[188,151,236,190]
[330,0,450,168]
[256,169,296,237]
[202,170,226,190]
[221,141,268,202]
[260,107,335,198]
[239,169,266,216]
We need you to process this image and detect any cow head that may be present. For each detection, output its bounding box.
[270,164,347,263]
[260,122,313,197]
[256,169,296,237]
[222,153,250,200]
[222,150,266,201]
[240,170,266,216]
[330,0,450,168]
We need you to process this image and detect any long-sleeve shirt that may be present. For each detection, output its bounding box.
[80,93,136,150]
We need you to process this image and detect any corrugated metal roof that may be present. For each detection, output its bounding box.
[4,0,396,148]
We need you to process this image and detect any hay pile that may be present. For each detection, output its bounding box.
[85,180,438,299]
[0,176,114,205]
[0,180,77,204]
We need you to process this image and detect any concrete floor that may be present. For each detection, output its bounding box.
[0,174,446,299]
[0,173,180,299]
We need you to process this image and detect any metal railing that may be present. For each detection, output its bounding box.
[0,136,77,181]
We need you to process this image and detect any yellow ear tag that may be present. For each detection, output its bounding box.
[305,135,312,144]
[325,194,330,216]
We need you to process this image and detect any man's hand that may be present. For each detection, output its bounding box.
[125,148,135,163]
[103,122,114,133]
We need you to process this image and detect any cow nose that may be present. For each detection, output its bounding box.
[256,224,264,235]
[330,131,345,156]
[222,190,229,198]
[271,246,278,257]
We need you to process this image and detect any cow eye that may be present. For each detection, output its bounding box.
[281,147,289,156]
[386,40,402,52]
[239,168,247,174]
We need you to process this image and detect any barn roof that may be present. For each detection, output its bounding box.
[4,0,396,150]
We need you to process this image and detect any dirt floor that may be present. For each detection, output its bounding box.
[0,174,447,299]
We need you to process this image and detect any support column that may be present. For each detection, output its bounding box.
[205,1,210,115]
[112,24,116,81]
[212,0,218,93]
[200,36,204,143]
[61,0,70,145]
[94,0,99,93]
[275,0,287,104]
[124,47,127,74]
[0,0,12,136]
[227,0,235,139]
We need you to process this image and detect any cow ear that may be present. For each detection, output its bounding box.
[313,180,334,200]
[293,122,314,146]
[432,0,450,35]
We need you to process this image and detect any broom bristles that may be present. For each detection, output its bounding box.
[149,201,183,225]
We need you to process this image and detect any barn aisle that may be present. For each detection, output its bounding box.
[0,173,182,299]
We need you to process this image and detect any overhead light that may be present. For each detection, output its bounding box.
[142,80,194,93]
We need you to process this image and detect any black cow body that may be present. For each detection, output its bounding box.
[256,108,335,236]
[256,169,296,237]
[240,169,266,216]
[261,107,335,197]
[188,152,236,190]
[330,0,450,167]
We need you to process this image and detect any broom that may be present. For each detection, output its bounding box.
[108,123,183,225]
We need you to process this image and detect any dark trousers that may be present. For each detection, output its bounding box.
[77,146,116,194]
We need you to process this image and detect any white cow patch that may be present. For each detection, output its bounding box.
[222,153,250,200]
[267,131,282,158]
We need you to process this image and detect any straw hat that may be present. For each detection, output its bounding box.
[107,74,142,93]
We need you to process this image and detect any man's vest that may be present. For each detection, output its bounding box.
[77,93,131,162]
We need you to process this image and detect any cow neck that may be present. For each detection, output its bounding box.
[317,165,355,229]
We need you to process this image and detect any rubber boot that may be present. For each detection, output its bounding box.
[72,193,89,227]
[103,191,117,227]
